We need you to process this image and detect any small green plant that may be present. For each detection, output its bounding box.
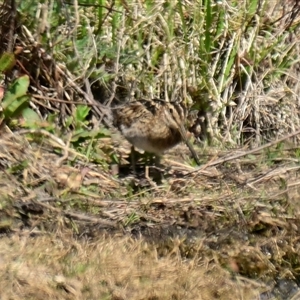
[2,75,30,118]
[124,212,140,226]
[0,52,40,127]
[265,142,284,166]
[295,148,300,160]
[7,160,29,175]
[0,52,15,73]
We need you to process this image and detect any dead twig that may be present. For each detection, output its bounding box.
[17,129,87,160]
[35,200,117,228]
[190,128,300,175]
[64,211,117,227]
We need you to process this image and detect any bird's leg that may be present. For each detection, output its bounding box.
[154,155,162,168]
[145,158,159,187]
[130,145,137,174]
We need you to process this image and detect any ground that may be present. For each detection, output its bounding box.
[1,127,300,299]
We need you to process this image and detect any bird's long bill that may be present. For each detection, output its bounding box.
[178,124,201,166]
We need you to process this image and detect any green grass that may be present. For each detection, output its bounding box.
[12,0,300,145]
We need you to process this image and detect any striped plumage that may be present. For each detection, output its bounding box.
[109,99,200,165]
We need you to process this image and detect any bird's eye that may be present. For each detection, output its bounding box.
[169,108,173,114]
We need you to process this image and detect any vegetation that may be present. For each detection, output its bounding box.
[1,0,300,299]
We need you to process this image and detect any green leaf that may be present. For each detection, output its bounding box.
[71,128,110,143]
[248,0,259,16]
[2,75,30,119]
[21,107,41,127]
[0,52,16,73]
[2,75,30,110]
[4,95,29,119]
[205,0,212,52]
[75,105,90,123]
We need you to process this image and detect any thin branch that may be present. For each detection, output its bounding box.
[190,128,300,175]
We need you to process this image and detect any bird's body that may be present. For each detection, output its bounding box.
[100,99,200,165]
[112,100,183,155]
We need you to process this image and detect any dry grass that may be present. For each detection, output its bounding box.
[1,126,300,298]
[0,234,262,300]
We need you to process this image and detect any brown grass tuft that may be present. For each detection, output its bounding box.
[0,234,261,300]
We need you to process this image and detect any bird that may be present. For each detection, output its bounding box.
[99,98,201,169]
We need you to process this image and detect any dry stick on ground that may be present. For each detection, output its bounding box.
[64,211,117,227]
[247,165,300,185]
[35,200,117,227]
[190,128,300,175]
[55,132,72,166]
[17,129,88,161]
